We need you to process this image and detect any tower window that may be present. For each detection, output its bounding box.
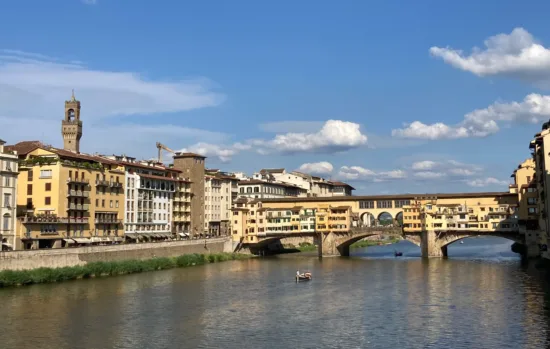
[67,109,75,120]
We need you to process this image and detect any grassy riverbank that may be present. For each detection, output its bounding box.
[0,253,250,288]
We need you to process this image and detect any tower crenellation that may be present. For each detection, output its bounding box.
[61,89,82,153]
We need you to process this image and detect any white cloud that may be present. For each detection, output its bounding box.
[430,27,550,86]
[0,50,227,161]
[297,161,334,175]
[392,93,550,140]
[179,143,236,163]
[414,171,446,179]
[411,160,437,171]
[467,177,509,187]
[337,166,406,182]
[0,49,224,122]
[409,159,481,181]
[257,120,367,153]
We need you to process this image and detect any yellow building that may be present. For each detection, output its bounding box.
[511,158,539,257]
[402,194,518,234]
[530,123,550,259]
[231,198,352,243]
[173,177,192,237]
[8,143,125,249]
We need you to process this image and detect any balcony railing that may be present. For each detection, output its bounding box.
[21,216,89,224]
[95,218,122,224]
[67,177,90,184]
[110,182,123,188]
[68,204,90,211]
[67,190,89,198]
[96,179,109,186]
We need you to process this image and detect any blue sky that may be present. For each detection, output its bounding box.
[2,0,550,194]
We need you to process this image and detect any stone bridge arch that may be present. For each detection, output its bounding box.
[427,231,523,257]
[377,212,394,226]
[360,212,375,227]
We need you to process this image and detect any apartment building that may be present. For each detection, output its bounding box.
[0,139,18,250]
[402,194,518,234]
[7,143,125,249]
[237,179,307,199]
[101,155,183,242]
[530,122,550,260]
[250,168,355,197]
[204,170,236,236]
[511,158,539,257]
[173,175,192,238]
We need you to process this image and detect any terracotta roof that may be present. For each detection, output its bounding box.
[5,141,44,156]
[174,152,206,159]
[138,173,178,182]
[51,148,120,165]
[259,168,285,174]
[329,181,356,190]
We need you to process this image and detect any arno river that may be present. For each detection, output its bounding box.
[1,238,550,349]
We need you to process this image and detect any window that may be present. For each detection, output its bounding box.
[45,197,51,205]
[95,199,99,206]
[377,200,393,209]
[27,170,33,181]
[527,187,536,193]
[394,200,410,208]
[26,198,33,209]
[110,200,113,208]
[27,184,32,195]
[3,194,11,207]
[45,183,51,191]
[3,214,10,231]
[102,199,105,208]
[528,197,537,205]
[528,207,538,214]
[359,201,375,209]
[116,200,119,208]
[40,169,52,178]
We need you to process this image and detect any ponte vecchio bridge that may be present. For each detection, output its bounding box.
[234,192,524,258]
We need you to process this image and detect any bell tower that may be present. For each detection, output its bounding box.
[61,90,82,153]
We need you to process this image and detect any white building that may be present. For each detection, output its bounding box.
[204,170,238,236]
[0,139,17,250]
[237,179,306,199]
[103,155,178,242]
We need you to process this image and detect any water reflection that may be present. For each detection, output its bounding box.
[0,239,550,349]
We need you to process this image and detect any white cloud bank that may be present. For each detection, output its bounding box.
[0,49,225,159]
[466,177,509,187]
[183,119,368,161]
[392,93,550,140]
[297,161,334,175]
[337,166,406,182]
[430,27,550,86]
[393,28,550,140]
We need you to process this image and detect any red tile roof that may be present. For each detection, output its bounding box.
[5,141,44,156]
[139,173,178,182]
[117,160,181,173]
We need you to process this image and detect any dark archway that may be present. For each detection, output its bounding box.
[377,212,393,226]
[395,211,403,227]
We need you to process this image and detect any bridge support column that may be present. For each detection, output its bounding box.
[317,232,340,257]
[421,230,444,258]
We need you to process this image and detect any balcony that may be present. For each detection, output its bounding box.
[67,190,89,198]
[68,204,89,211]
[95,218,122,224]
[110,182,123,188]
[96,179,109,186]
[21,216,89,224]
[67,177,90,184]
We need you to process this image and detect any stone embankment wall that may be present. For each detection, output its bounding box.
[0,238,233,271]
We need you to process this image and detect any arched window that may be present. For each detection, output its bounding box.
[67,109,75,120]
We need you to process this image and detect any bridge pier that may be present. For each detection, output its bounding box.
[420,230,445,257]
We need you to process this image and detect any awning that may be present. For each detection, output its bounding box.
[73,238,92,244]
[125,234,137,240]
[101,237,110,242]
[112,237,124,242]
[91,237,102,243]
[2,242,13,248]
[63,239,76,244]
[179,232,190,237]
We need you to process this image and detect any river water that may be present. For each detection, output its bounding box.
[1,237,550,349]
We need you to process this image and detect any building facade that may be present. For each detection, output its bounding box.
[237,179,306,199]
[204,170,235,236]
[530,122,550,260]
[9,145,125,249]
[511,158,539,257]
[172,152,206,238]
[0,139,18,250]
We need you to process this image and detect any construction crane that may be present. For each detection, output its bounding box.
[156,142,175,162]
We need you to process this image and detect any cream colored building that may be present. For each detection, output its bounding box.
[0,139,18,250]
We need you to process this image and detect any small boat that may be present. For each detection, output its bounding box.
[296,272,312,282]
[460,241,464,244]
[394,251,403,257]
